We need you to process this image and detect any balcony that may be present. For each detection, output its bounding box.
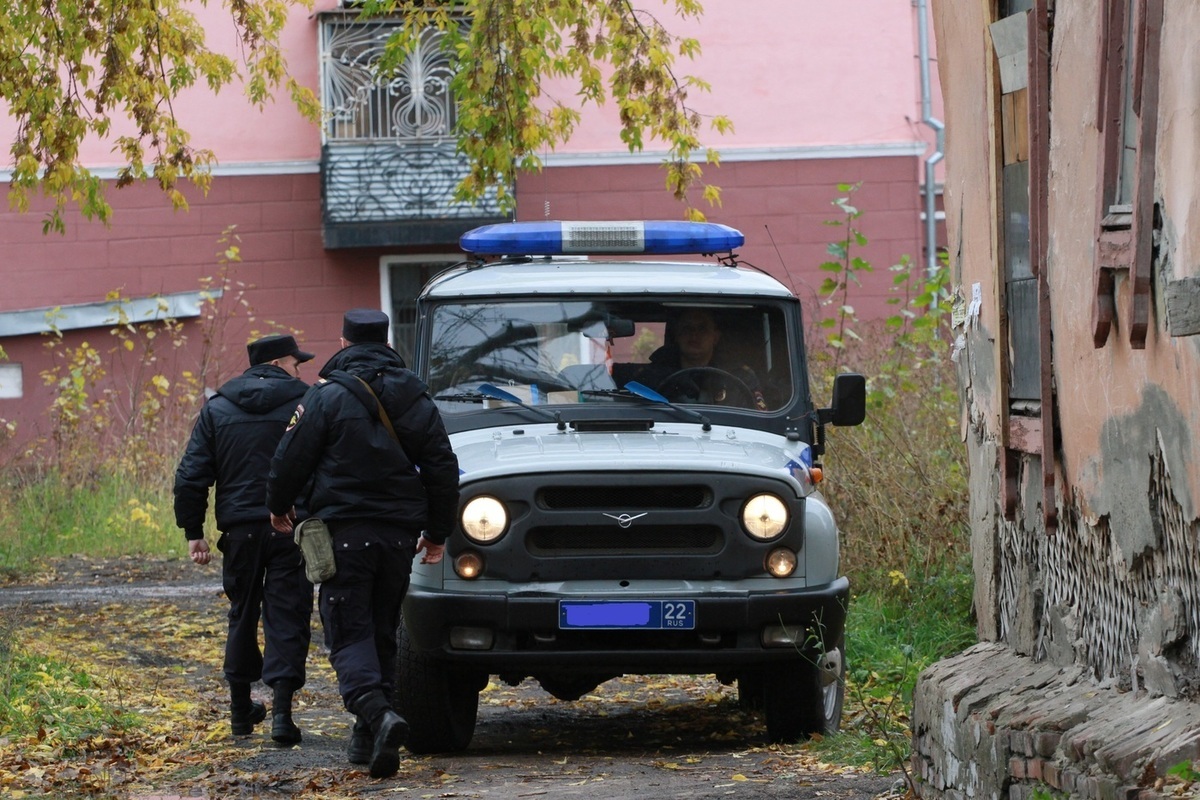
[319,13,508,249]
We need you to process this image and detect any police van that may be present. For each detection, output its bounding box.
[398,220,865,752]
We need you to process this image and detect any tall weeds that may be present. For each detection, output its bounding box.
[804,183,972,778]
[812,183,967,592]
[0,228,285,572]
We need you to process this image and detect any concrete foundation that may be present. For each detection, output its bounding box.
[912,643,1200,799]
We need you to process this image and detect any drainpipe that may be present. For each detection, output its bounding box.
[917,0,945,282]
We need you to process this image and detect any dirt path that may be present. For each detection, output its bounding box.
[0,557,903,799]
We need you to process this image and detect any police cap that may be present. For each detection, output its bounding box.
[342,309,390,343]
[247,334,315,366]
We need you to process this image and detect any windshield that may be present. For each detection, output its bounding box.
[425,299,795,415]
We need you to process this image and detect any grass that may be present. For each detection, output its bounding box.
[0,623,139,745]
[0,473,183,574]
[821,557,975,772]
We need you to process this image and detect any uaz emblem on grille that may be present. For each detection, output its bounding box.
[602,512,648,529]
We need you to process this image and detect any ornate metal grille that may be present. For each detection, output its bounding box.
[321,18,461,142]
[322,141,497,223]
[318,14,505,232]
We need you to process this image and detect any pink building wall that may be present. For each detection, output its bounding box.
[2,1,939,165]
[0,1,942,448]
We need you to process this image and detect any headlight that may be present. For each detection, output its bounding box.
[461,495,508,543]
[741,493,788,540]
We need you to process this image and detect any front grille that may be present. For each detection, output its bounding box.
[528,525,722,554]
[461,471,796,580]
[539,485,710,510]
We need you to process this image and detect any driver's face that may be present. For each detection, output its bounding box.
[675,311,719,366]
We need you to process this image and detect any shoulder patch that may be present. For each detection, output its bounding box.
[286,404,305,432]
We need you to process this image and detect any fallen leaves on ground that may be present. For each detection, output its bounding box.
[0,558,904,798]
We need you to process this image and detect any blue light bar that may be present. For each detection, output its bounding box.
[459,220,745,256]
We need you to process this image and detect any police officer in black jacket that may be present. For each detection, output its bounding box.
[266,309,460,779]
[173,334,316,744]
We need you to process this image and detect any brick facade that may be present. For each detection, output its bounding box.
[0,153,930,448]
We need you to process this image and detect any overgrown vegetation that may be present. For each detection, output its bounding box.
[801,183,973,778]
[0,623,137,746]
[0,228,285,575]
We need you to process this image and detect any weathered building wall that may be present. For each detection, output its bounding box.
[916,1,1200,797]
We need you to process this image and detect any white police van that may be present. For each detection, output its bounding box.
[398,220,865,752]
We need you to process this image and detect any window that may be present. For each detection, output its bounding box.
[424,300,792,414]
[990,0,1057,531]
[990,2,1039,403]
[385,258,457,368]
[1093,0,1163,349]
[0,364,22,400]
[321,18,463,144]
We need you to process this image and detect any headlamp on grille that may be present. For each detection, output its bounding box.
[741,493,789,541]
[461,496,508,543]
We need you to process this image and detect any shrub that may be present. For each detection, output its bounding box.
[0,228,291,572]
[809,183,967,592]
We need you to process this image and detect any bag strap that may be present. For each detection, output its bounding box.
[324,370,413,462]
[351,375,401,445]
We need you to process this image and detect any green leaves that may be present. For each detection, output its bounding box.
[2,0,311,232]
[5,0,724,229]
[367,0,726,218]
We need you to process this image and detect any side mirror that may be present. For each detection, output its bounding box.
[827,372,866,427]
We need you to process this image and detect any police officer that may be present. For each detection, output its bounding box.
[637,308,768,409]
[266,309,459,779]
[173,333,316,744]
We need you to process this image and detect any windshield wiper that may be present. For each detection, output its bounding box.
[434,391,486,402]
[622,381,712,432]
[477,383,567,431]
[577,388,635,398]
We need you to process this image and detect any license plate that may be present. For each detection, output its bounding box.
[559,600,696,630]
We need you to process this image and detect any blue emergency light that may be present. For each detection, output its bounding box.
[459,220,745,256]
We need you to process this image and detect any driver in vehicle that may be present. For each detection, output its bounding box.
[635,308,768,410]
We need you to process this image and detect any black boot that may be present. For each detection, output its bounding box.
[229,681,266,736]
[350,690,409,778]
[271,680,303,745]
[346,715,372,764]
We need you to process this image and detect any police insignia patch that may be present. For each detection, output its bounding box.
[286,404,304,431]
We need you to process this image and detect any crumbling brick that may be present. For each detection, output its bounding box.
[1034,731,1062,758]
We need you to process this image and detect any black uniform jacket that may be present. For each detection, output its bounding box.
[174,364,309,540]
[266,343,460,544]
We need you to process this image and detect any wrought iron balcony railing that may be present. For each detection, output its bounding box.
[319,13,508,249]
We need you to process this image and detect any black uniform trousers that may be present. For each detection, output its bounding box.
[318,520,418,710]
[217,521,313,688]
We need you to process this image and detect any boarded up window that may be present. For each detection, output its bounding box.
[1092,0,1163,349]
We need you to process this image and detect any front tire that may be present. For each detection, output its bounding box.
[762,640,845,743]
[396,619,482,754]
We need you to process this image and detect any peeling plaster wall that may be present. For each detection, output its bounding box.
[919,1,1200,796]
[935,0,1200,686]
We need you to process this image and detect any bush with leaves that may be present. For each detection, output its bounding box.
[810,182,966,590]
[798,184,972,784]
[0,229,291,570]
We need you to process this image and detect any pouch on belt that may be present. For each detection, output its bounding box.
[294,518,336,583]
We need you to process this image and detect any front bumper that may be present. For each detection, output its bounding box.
[402,576,849,672]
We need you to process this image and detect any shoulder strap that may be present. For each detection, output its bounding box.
[324,370,404,445]
[351,374,401,445]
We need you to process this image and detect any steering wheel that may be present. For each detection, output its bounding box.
[657,367,756,408]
